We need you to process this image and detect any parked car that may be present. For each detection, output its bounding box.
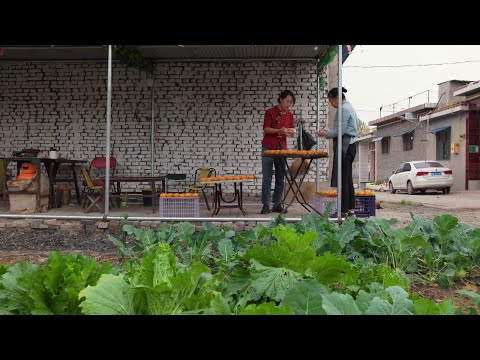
[389,161,453,195]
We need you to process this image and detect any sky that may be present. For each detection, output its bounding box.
[341,45,480,125]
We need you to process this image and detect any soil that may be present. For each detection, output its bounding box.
[0,202,478,313]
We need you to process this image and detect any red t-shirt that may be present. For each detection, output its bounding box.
[261,106,295,150]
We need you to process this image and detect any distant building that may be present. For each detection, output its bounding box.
[368,79,480,192]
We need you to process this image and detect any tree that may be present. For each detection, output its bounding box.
[357,118,370,135]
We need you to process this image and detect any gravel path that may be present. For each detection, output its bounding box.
[0,202,478,265]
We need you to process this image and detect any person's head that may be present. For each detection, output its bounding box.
[327,87,347,108]
[277,90,295,111]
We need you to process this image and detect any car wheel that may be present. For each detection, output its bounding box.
[389,182,396,194]
[419,189,426,194]
[407,181,415,195]
[443,187,450,195]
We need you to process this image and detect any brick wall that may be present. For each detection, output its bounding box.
[0,61,329,197]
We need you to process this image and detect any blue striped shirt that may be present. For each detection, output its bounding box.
[325,101,358,144]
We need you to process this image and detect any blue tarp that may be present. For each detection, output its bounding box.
[430,126,450,133]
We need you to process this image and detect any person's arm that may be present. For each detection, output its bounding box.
[325,108,350,138]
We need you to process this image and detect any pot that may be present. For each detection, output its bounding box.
[49,147,59,159]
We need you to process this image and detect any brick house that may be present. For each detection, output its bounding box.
[368,79,480,192]
[0,45,354,205]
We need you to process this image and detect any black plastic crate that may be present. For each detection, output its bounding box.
[354,195,376,218]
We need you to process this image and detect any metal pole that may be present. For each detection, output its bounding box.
[336,45,343,221]
[315,59,320,190]
[150,75,155,176]
[427,90,430,103]
[104,45,112,215]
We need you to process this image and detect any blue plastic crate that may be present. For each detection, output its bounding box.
[354,195,376,218]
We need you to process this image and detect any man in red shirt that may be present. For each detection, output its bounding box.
[261,90,296,214]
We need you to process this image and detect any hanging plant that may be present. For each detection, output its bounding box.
[316,45,338,96]
[112,45,156,74]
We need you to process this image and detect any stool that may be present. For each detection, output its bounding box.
[165,174,187,193]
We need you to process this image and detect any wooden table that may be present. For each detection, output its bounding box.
[264,153,328,215]
[104,175,166,214]
[2,157,87,209]
[200,179,254,216]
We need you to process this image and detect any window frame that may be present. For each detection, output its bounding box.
[403,131,414,151]
[381,137,390,154]
[436,127,451,160]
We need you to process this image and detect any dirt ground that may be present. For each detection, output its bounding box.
[0,201,478,313]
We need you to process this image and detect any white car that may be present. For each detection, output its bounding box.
[389,161,454,195]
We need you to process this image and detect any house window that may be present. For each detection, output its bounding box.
[403,131,414,151]
[436,127,451,160]
[381,137,390,154]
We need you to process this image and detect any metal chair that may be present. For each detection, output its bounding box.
[81,168,115,212]
[81,169,103,212]
[82,156,118,193]
[165,173,187,193]
[184,167,216,211]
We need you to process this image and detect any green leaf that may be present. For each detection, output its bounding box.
[79,274,137,315]
[414,298,440,315]
[218,238,234,263]
[239,302,295,315]
[133,243,177,287]
[41,252,112,315]
[433,214,458,233]
[355,290,375,313]
[437,299,456,315]
[336,221,359,249]
[281,279,326,315]
[321,292,362,315]
[365,286,413,315]
[310,253,352,284]
[249,259,302,302]
[456,290,480,307]
[208,292,232,315]
[0,262,51,315]
[223,267,251,298]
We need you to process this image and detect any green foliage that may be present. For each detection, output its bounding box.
[0,253,116,315]
[249,259,303,302]
[239,301,295,315]
[281,279,327,315]
[80,243,218,315]
[113,45,155,74]
[364,286,414,315]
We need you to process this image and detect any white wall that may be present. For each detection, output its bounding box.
[0,61,330,196]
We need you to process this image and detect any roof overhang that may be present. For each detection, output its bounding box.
[393,130,413,137]
[0,45,355,62]
[357,133,374,141]
[418,103,468,121]
[453,80,480,97]
[368,103,437,127]
[430,126,451,133]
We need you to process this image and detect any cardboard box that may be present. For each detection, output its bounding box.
[8,173,50,213]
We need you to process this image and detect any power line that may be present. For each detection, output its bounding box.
[344,59,480,68]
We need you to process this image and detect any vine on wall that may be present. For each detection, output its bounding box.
[113,45,156,74]
[316,45,338,96]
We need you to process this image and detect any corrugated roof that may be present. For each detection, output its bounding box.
[0,45,353,62]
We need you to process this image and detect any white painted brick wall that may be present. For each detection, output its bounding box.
[0,61,329,196]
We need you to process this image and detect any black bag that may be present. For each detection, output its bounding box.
[298,130,317,150]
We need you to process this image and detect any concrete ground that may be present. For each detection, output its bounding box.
[1,189,479,220]
[374,189,480,210]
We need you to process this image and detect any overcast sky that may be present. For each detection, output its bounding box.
[341,45,480,124]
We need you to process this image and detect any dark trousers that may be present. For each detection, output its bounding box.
[261,144,286,205]
[331,139,357,213]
